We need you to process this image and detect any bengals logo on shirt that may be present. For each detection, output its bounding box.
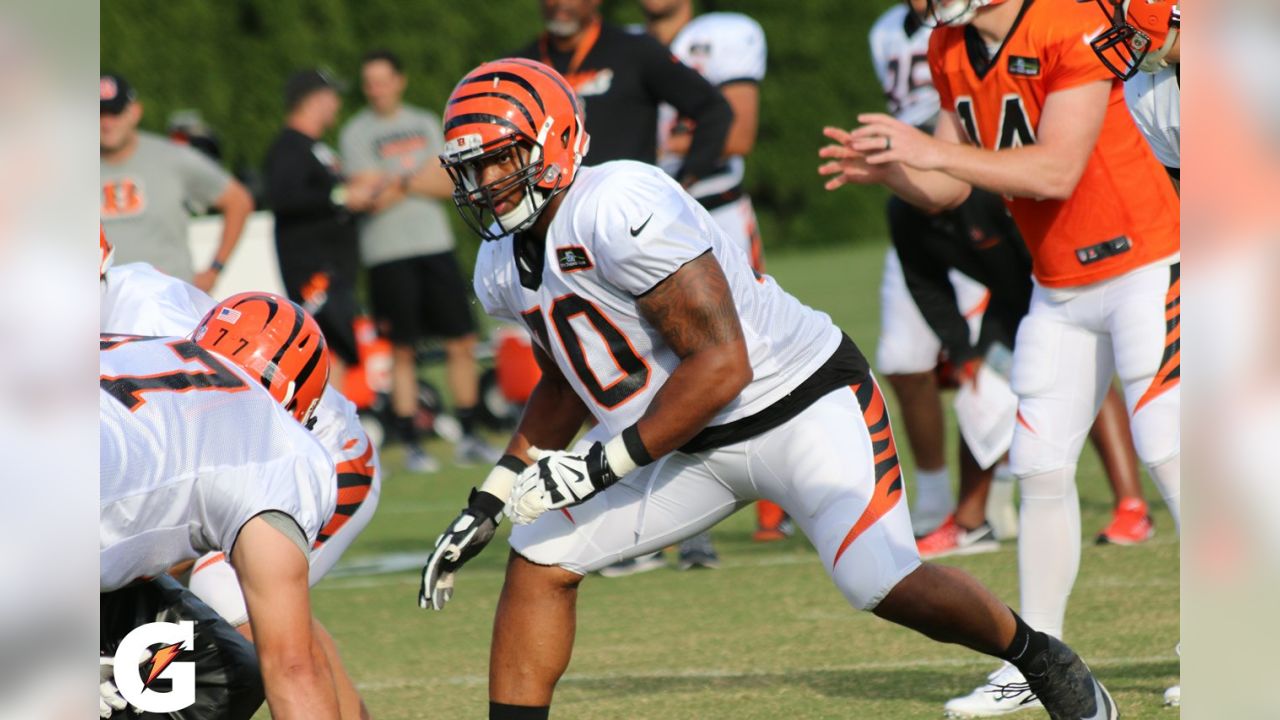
[102,177,146,218]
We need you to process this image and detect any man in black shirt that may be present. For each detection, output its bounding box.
[515,0,732,185]
[264,69,375,386]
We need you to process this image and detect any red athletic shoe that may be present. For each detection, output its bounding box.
[916,515,999,560]
[753,501,792,542]
[1096,498,1155,545]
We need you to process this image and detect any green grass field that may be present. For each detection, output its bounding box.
[307,241,1179,719]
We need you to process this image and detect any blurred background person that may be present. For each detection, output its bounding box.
[640,0,791,544]
[100,73,253,292]
[517,0,732,184]
[340,49,501,472]
[264,68,374,392]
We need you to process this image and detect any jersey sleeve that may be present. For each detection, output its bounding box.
[202,421,336,557]
[868,10,896,88]
[175,144,232,209]
[588,168,713,296]
[339,118,378,175]
[472,240,518,323]
[927,31,955,112]
[1044,17,1116,93]
[708,17,767,85]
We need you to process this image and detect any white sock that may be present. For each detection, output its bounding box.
[1148,454,1181,534]
[1017,466,1081,639]
[911,466,954,533]
[986,463,1019,540]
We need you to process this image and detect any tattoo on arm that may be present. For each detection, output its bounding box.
[638,251,744,358]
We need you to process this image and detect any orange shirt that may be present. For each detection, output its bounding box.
[928,0,1179,288]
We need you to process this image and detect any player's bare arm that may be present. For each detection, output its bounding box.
[503,344,592,463]
[194,179,253,292]
[232,516,340,720]
[666,82,760,159]
[849,80,1111,202]
[634,251,752,456]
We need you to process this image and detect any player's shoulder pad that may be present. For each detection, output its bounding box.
[570,160,696,245]
[869,3,910,40]
[691,12,765,40]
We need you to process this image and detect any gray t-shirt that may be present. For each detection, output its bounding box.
[339,105,456,266]
[100,131,232,281]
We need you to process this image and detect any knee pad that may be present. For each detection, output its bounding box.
[1130,385,1180,465]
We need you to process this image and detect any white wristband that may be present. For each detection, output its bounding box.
[603,434,639,479]
[479,463,519,503]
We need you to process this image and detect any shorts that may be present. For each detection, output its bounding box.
[101,576,264,720]
[369,252,476,344]
[510,380,920,611]
[875,248,988,374]
[279,263,360,366]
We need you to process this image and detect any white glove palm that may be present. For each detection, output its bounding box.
[507,445,612,525]
[99,656,128,718]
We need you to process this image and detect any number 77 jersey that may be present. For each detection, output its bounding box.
[99,334,336,592]
[473,161,843,439]
[927,0,1179,289]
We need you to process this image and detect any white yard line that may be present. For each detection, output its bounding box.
[357,653,1178,692]
[319,538,1178,590]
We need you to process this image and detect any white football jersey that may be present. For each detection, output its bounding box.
[868,4,940,128]
[473,161,840,438]
[657,12,766,201]
[1125,66,1180,169]
[100,336,336,592]
[100,263,374,494]
[100,262,216,335]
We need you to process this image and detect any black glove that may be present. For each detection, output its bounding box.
[418,488,504,611]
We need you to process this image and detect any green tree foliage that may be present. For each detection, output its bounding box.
[103,0,896,253]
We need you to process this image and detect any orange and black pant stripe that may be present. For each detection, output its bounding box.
[1135,262,1180,414]
[314,444,377,548]
[833,380,905,568]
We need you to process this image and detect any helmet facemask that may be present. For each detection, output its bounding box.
[1091,0,1179,79]
[922,0,993,27]
[442,117,570,241]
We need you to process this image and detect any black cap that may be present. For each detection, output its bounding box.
[100,74,136,115]
[284,68,343,110]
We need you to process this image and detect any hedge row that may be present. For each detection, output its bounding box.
[103,0,896,256]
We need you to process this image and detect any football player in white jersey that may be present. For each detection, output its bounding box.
[101,293,342,719]
[416,58,1115,720]
[100,230,379,719]
[641,0,792,546]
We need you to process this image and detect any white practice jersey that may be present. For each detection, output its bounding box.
[474,161,840,437]
[101,262,216,335]
[100,336,336,592]
[100,264,374,497]
[1125,66,1180,169]
[869,4,940,128]
[657,12,766,201]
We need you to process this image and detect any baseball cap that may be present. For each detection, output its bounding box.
[284,68,344,110]
[100,74,136,115]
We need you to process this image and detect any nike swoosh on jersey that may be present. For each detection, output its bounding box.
[630,214,654,237]
[1083,24,1108,45]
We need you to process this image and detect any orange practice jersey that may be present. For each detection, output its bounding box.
[928,0,1179,288]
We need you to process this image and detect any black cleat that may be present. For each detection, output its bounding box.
[1017,636,1119,720]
